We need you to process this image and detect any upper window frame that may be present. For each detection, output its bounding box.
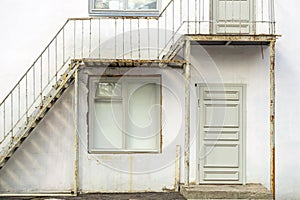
[89,0,161,17]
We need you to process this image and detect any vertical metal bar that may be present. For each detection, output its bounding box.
[123,18,125,60]
[73,63,79,196]
[184,38,191,186]
[165,11,167,47]
[89,19,92,57]
[81,20,84,58]
[63,27,65,62]
[40,56,43,103]
[180,0,182,24]
[115,18,117,59]
[224,0,227,33]
[130,19,133,59]
[187,0,190,33]
[173,1,175,45]
[261,0,264,29]
[74,20,76,58]
[239,0,242,34]
[11,94,13,138]
[147,18,150,60]
[138,18,141,60]
[25,74,28,119]
[195,0,197,34]
[270,39,276,200]
[271,0,275,34]
[3,102,5,136]
[157,19,160,59]
[98,19,101,58]
[18,84,20,120]
[55,38,58,82]
[48,48,50,83]
[33,65,36,100]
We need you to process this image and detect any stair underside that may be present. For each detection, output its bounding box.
[0,62,79,170]
[180,184,272,199]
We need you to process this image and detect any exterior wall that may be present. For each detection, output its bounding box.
[0,86,75,193]
[0,0,300,199]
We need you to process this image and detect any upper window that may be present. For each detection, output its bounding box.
[89,75,161,153]
[89,0,160,16]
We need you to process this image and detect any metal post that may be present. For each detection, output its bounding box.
[184,38,191,186]
[270,39,276,200]
[73,64,79,195]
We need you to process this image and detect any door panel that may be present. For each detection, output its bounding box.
[197,84,245,184]
[212,0,254,34]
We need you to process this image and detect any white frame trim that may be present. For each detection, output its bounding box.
[88,75,162,154]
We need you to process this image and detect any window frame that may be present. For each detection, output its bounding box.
[88,75,162,154]
[89,0,161,17]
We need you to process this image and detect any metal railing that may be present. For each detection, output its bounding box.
[0,0,275,154]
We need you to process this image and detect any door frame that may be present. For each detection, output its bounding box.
[196,83,247,184]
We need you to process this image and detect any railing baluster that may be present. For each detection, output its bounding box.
[11,94,13,139]
[195,0,197,34]
[130,19,133,59]
[165,11,167,48]
[99,19,101,58]
[89,19,92,57]
[173,1,175,45]
[18,84,20,120]
[63,27,65,62]
[55,38,58,82]
[123,18,125,60]
[157,19,159,59]
[147,19,150,60]
[115,18,117,59]
[40,56,43,103]
[74,20,76,58]
[33,65,35,100]
[48,48,50,83]
[25,74,28,120]
[81,20,84,58]
[187,0,190,33]
[138,18,141,60]
[3,102,5,136]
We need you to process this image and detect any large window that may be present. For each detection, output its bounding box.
[89,0,160,16]
[89,75,161,153]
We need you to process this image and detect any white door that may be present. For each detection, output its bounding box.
[197,84,246,184]
[211,0,254,34]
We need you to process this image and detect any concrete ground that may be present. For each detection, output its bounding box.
[0,192,186,200]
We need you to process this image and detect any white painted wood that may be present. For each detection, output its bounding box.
[212,0,254,34]
[197,84,246,184]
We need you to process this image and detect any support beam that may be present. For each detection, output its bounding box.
[73,67,79,195]
[270,40,276,200]
[184,39,191,186]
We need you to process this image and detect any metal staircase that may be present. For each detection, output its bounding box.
[0,0,276,171]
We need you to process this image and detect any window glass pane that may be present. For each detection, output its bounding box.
[92,101,123,149]
[96,83,122,97]
[126,82,160,150]
[127,0,157,9]
[94,0,124,10]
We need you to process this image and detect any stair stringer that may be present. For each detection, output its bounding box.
[0,61,81,171]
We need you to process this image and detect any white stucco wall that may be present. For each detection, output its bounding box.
[0,0,300,199]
